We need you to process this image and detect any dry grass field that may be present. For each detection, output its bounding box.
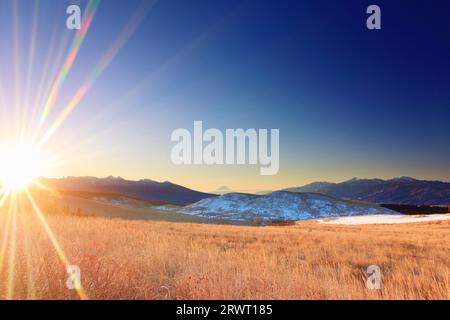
[0,202,448,300]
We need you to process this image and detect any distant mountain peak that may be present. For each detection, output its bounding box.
[390,176,417,182]
[105,176,124,181]
[212,186,233,195]
[139,178,158,183]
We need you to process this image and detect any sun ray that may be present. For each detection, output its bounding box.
[0,189,11,208]
[12,0,22,139]
[0,194,15,277]
[25,190,88,300]
[30,179,58,196]
[28,27,70,142]
[18,201,36,299]
[37,0,155,147]
[20,0,40,140]
[6,200,18,300]
[0,80,8,136]
[38,0,100,127]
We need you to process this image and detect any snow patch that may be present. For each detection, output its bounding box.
[93,197,134,209]
[318,214,450,225]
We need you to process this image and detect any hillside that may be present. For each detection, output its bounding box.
[180,191,395,222]
[40,176,215,206]
[27,187,239,225]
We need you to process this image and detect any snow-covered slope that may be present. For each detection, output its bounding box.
[180,191,396,222]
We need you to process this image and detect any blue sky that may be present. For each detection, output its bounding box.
[0,0,449,192]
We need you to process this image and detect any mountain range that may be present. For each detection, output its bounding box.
[284,177,450,205]
[41,176,215,206]
[40,176,450,210]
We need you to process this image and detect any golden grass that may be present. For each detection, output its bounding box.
[0,209,449,300]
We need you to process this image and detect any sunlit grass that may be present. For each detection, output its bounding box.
[0,210,448,300]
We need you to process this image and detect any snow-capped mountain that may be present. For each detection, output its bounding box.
[212,186,232,195]
[211,186,272,195]
[180,191,396,222]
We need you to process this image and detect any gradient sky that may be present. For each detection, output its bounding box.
[0,0,449,192]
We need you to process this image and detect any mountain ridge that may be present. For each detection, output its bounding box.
[284,177,450,205]
[39,176,215,206]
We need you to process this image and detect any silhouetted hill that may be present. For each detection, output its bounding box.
[41,176,215,206]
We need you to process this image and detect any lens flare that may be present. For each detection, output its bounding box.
[39,0,100,125]
[0,0,151,300]
[0,143,48,192]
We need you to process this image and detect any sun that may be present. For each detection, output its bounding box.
[0,142,49,192]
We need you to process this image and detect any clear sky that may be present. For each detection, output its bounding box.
[0,0,449,192]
